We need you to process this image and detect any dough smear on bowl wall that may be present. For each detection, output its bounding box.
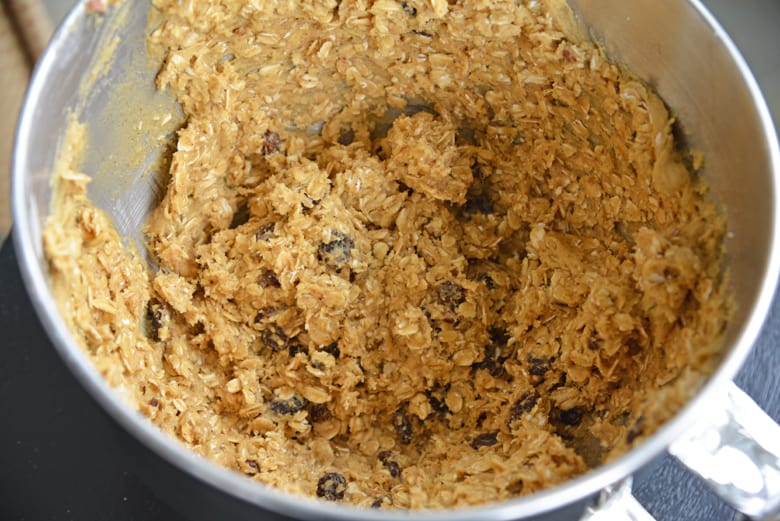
[42,0,731,510]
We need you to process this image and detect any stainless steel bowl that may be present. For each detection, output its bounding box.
[12,1,780,520]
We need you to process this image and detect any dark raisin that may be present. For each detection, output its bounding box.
[488,326,510,346]
[461,181,494,216]
[436,281,466,309]
[626,416,645,443]
[508,391,539,425]
[558,407,584,426]
[337,128,355,146]
[255,222,276,241]
[288,342,307,358]
[316,472,347,501]
[262,129,281,155]
[587,334,602,351]
[377,450,392,463]
[371,496,390,509]
[393,407,414,445]
[148,397,160,408]
[301,195,319,215]
[261,324,289,351]
[147,301,169,341]
[455,127,477,146]
[307,403,332,423]
[318,231,355,269]
[401,1,417,16]
[507,479,524,495]
[270,395,306,415]
[472,345,506,377]
[413,30,432,38]
[385,460,401,479]
[254,306,279,324]
[626,337,642,356]
[321,341,340,359]
[259,269,281,288]
[425,384,451,418]
[479,272,496,290]
[397,181,414,195]
[470,432,498,449]
[229,202,251,229]
[528,356,551,376]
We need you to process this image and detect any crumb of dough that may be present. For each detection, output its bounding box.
[45,0,731,510]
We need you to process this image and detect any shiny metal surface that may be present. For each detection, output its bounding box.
[669,382,780,520]
[581,478,655,521]
[11,1,780,520]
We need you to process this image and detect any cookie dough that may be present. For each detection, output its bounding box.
[44,0,731,509]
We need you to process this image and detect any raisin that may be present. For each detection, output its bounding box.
[393,407,414,445]
[470,432,498,449]
[321,341,340,359]
[461,181,494,216]
[558,407,584,426]
[259,269,281,288]
[488,326,510,346]
[371,496,391,509]
[436,281,466,309]
[508,391,539,425]
[318,231,354,268]
[507,479,524,494]
[587,334,602,351]
[245,460,259,474]
[528,356,551,376]
[147,301,170,341]
[148,397,160,408]
[626,337,642,356]
[425,384,451,418]
[270,395,306,415]
[255,222,276,241]
[316,472,347,501]
[301,195,319,215]
[254,307,279,324]
[377,451,402,479]
[337,128,354,146]
[626,416,645,443]
[229,202,250,229]
[479,272,496,290]
[261,324,289,351]
[262,129,281,155]
[396,181,414,195]
[307,403,332,423]
[472,347,505,377]
[385,460,401,479]
[288,342,306,358]
[401,1,417,16]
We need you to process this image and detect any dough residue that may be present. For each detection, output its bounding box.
[45,0,731,509]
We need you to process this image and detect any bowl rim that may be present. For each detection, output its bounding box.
[11,0,780,519]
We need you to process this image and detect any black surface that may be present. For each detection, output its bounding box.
[1,232,778,521]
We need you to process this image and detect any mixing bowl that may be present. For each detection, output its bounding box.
[11,0,780,519]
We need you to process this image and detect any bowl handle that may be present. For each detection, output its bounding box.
[579,477,656,521]
[582,382,780,521]
[668,381,780,520]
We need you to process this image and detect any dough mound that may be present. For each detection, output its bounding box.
[45,0,730,509]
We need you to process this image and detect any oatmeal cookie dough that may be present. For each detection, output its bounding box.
[46,0,731,510]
